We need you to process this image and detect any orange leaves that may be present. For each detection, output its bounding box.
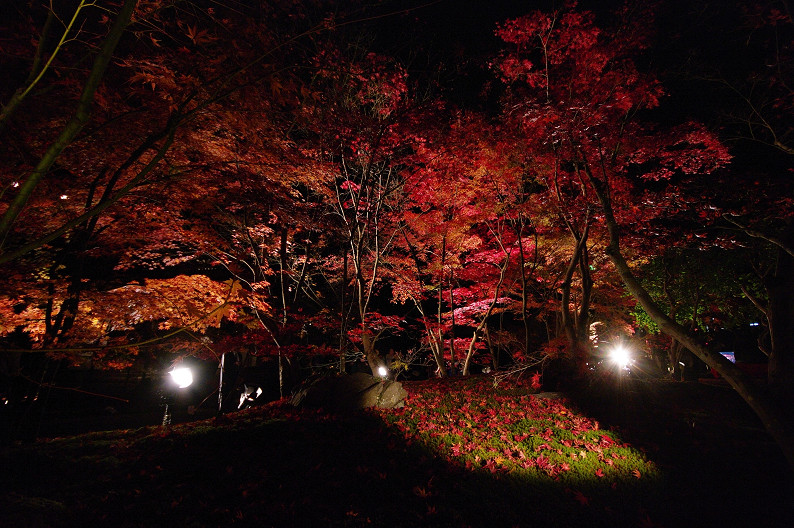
[3,274,276,366]
[91,345,138,370]
[180,23,216,46]
[0,297,44,342]
[100,275,247,334]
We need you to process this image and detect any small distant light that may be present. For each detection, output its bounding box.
[169,367,193,388]
[60,194,68,200]
[12,181,19,188]
[749,322,759,327]
[377,366,389,378]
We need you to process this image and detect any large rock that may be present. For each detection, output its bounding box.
[291,372,408,412]
[533,391,566,400]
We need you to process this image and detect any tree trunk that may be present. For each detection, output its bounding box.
[588,169,794,470]
[0,9,55,132]
[515,217,535,358]
[0,0,139,241]
[278,226,289,326]
[766,243,794,409]
[560,224,592,371]
[339,248,348,373]
[575,244,593,346]
[361,331,383,375]
[462,328,481,376]
[429,333,447,377]
[448,271,456,373]
[463,248,509,376]
[485,324,499,370]
[669,338,683,380]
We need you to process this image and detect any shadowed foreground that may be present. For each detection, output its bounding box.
[1,376,792,527]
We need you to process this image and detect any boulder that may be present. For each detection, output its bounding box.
[533,391,566,400]
[291,372,408,412]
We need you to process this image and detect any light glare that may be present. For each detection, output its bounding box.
[609,345,631,368]
[169,367,193,388]
[377,366,388,378]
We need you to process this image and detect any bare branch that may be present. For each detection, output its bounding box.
[723,215,794,258]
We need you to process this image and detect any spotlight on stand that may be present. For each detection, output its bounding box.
[162,365,194,425]
[169,367,194,389]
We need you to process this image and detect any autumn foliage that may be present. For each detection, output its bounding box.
[0,1,792,450]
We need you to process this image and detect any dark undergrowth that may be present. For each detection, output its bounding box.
[1,375,791,528]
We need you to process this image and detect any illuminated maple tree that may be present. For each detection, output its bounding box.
[0,0,335,366]
[492,0,793,464]
[0,0,792,471]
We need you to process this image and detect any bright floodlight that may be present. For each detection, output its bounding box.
[377,366,389,378]
[609,344,631,369]
[169,367,194,388]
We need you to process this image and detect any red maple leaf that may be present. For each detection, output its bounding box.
[572,490,590,506]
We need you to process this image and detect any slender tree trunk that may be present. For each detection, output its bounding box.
[430,292,447,377]
[355,263,383,374]
[448,270,456,373]
[519,235,531,357]
[575,244,593,346]
[361,330,383,374]
[437,238,448,376]
[485,324,498,370]
[669,339,684,380]
[587,168,794,470]
[339,248,348,373]
[516,218,537,358]
[463,250,509,376]
[766,242,794,407]
[406,293,446,377]
[560,224,591,369]
[0,0,139,242]
[462,326,483,376]
[430,333,447,377]
[400,230,448,377]
[278,226,289,326]
[663,262,682,379]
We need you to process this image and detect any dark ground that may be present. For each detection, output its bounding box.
[1,374,792,528]
[572,376,794,527]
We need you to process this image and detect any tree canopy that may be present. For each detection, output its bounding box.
[1,0,793,464]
